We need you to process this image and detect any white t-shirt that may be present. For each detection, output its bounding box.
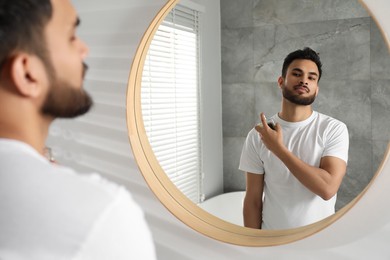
[239,111,349,230]
[0,139,156,260]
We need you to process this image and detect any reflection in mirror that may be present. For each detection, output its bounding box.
[140,0,390,229]
[221,0,390,227]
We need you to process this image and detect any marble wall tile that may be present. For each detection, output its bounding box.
[371,80,390,141]
[313,79,371,140]
[222,83,256,137]
[253,0,369,26]
[370,18,390,79]
[337,138,373,210]
[221,28,254,84]
[373,140,389,175]
[254,18,370,82]
[252,24,282,82]
[220,0,253,29]
[223,137,247,192]
[254,81,281,118]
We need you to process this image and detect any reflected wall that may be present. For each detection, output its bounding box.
[221,0,390,210]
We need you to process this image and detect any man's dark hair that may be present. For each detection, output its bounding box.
[281,47,322,81]
[0,0,53,72]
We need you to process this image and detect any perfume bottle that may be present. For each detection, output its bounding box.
[257,116,276,130]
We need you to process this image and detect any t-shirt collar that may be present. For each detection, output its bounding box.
[0,138,49,163]
[273,111,318,128]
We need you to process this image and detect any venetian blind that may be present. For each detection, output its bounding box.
[141,4,202,203]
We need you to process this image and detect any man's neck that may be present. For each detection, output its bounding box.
[279,100,313,122]
[0,107,52,155]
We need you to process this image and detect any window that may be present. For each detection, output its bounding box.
[141,4,202,203]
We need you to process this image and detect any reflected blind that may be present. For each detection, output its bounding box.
[141,4,202,203]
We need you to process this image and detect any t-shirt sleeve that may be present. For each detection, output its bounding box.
[322,121,349,164]
[239,128,265,174]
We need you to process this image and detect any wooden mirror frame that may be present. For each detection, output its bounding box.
[126,0,390,246]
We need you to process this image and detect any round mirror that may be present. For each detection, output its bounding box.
[127,0,390,246]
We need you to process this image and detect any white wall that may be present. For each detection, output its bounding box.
[192,0,224,200]
[47,0,390,259]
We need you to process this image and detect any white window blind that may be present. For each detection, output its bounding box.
[141,4,202,203]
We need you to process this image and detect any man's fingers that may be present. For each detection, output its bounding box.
[260,112,267,127]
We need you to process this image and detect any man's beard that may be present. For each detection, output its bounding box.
[41,62,93,118]
[282,84,316,106]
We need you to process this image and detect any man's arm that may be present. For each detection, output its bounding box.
[273,150,346,200]
[243,172,264,229]
[256,113,346,200]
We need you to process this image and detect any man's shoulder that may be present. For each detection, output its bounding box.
[0,139,127,213]
[315,112,347,129]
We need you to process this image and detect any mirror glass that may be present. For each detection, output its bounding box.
[140,0,390,229]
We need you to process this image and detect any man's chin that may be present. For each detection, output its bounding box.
[283,90,316,106]
[41,91,93,118]
[285,96,315,106]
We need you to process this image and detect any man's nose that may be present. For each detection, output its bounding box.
[300,78,308,85]
[79,39,89,59]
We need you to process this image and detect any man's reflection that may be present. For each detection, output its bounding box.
[239,47,349,230]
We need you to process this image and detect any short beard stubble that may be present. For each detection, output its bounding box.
[41,57,93,118]
[281,83,316,106]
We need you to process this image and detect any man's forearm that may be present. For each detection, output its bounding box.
[243,201,262,229]
[273,145,339,200]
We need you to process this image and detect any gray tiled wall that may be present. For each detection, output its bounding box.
[221,0,390,210]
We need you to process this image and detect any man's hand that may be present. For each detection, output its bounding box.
[255,113,283,154]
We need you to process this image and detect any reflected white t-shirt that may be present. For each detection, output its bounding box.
[239,112,349,230]
[0,139,156,260]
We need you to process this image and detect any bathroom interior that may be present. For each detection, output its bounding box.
[47,0,390,258]
[204,0,390,225]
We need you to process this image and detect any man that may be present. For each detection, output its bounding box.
[239,47,349,230]
[0,0,156,259]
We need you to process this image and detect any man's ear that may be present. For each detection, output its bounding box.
[315,85,320,96]
[9,53,45,98]
[277,76,284,88]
